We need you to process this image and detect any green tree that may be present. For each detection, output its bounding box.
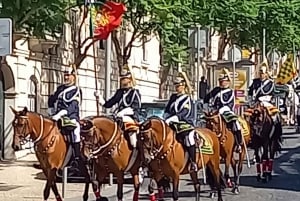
[0,0,71,38]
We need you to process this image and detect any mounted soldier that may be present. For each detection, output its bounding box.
[94,66,141,152]
[163,72,197,172]
[248,63,280,125]
[48,65,83,164]
[204,68,243,153]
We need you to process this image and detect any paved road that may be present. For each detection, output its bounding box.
[1,127,299,201]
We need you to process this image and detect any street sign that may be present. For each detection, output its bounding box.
[228,45,242,62]
[187,27,208,50]
[0,18,12,56]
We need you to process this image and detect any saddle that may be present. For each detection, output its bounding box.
[169,121,194,135]
[221,111,238,123]
[264,105,279,116]
[57,116,77,135]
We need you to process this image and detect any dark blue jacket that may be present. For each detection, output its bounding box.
[204,87,235,110]
[48,84,82,121]
[103,88,141,120]
[248,78,274,101]
[164,93,194,125]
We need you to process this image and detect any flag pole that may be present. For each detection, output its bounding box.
[89,1,100,115]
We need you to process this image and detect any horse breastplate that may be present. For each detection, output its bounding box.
[213,88,234,109]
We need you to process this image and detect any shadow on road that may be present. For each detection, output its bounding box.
[240,145,300,192]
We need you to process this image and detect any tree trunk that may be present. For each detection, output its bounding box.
[218,32,229,60]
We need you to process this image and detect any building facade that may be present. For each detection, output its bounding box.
[0,10,161,160]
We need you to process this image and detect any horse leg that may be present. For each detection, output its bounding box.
[77,158,91,201]
[43,168,55,201]
[254,147,262,181]
[230,155,239,194]
[261,142,269,183]
[172,175,180,201]
[268,141,275,181]
[190,172,200,201]
[132,174,140,201]
[207,161,223,201]
[116,173,124,201]
[50,169,63,201]
[224,150,233,187]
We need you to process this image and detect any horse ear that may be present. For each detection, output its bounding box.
[9,106,17,115]
[21,107,28,116]
[141,119,152,130]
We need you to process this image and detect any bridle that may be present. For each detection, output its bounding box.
[139,118,175,161]
[205,113,224,138]
[82,121,119,159]
[12,114,44,145]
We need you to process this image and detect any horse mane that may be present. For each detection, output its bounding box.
[27,111,54,122]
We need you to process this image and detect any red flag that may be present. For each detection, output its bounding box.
[91,1,127,39]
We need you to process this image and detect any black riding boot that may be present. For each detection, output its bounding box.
[72,142,81,159]
[235,130,243,153]
[187,145,198,172]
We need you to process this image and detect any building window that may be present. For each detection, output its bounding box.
[99,40,105,50]
[142,35,149,62]
[28,77,37,112]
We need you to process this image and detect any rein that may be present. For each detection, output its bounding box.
[17,115,44,144]
[141,118,175,160]
[89,121,119,157]
[206,114,225,138]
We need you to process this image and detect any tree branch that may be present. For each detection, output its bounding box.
[78,5,89,49]
[17,5,47,26]
[75,38,99,67]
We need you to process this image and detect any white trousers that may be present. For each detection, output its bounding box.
[117,108,137,148]
[165,115,195,147]
[70,119,81,143]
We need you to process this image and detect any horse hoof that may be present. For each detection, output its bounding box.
[227,180,233,188]
[268,172,273,180]
[209,192,216,199]
[256,175,261,182]
[232,187,240,194]
[97,197,109,201]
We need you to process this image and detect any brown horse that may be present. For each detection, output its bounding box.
[138,116,223,201]
[244,103,282,182]
[80,115,141,201]
[10,106,99,201]
[205,110,251,194]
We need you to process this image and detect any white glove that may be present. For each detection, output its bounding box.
[99,95,105,105]
[94,90,100,97]
[219,106,231,114]
[52,110,67,121]
[47,108,55,116]
[117,107,134,117]
[165,115,179,124]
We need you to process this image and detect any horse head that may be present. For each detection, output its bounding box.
[251,103,266,126]
[10,106,31,151]
[80,116,120,160]
[204,110,224,139]
[138,117,172,163]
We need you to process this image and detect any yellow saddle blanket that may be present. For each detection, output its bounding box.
[237,117,250,137]
[265,106,279,116]
[195,130,214,155]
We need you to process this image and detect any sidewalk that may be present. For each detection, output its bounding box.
[0,154,136,201]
